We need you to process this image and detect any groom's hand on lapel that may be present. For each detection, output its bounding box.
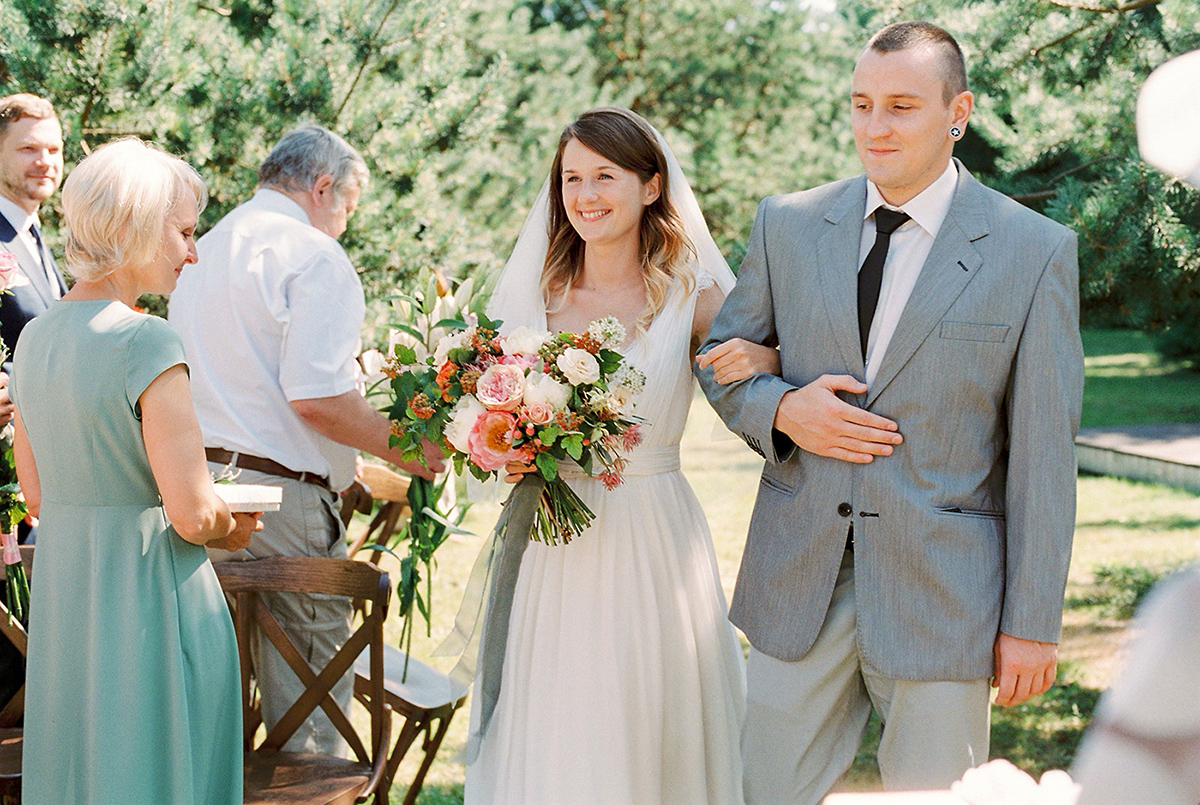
[772,374,902,463]
[992,632,1058,707]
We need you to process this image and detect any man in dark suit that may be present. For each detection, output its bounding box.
[0,93,67,378]
[0,92,66,720]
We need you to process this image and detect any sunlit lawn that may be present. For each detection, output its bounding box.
[352,328,1200,803]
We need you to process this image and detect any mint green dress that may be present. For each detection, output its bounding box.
[12,301,242,805]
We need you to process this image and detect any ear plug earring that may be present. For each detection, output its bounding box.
[950,126,964,140]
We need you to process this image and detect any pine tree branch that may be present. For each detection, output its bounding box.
[1016,0,1163,64]
[1046,0,1162,13]
[333,0,405,125]
[1017,19,1099,65]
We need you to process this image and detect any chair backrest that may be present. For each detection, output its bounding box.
[213,557,391,766]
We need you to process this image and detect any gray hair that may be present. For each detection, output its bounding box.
[62,138,207,281]
[257,125,369,199]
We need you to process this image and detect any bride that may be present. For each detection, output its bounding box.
[464,107,778,804]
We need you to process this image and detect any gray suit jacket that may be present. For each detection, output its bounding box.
[0,210,66,374]
[697,164,1084,680]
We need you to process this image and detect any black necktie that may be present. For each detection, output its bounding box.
[857,207,911,358]
[29,222,48,273]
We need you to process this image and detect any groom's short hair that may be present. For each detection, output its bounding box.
[865,21,968,105]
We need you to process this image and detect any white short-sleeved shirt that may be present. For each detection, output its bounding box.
[168,189,364,491]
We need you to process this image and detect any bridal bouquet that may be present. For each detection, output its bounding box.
[385,313,645,546]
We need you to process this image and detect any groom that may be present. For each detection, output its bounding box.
[697,21,1083,803]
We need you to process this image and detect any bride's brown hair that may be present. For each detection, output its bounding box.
[541,107,696,332]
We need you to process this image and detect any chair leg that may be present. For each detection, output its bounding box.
[402,709,457,805]
[389,713,429,804]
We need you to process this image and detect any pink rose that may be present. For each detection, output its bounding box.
[498,353,538,371]
[475,364,526,411]
[520,402,555,426]
[0,252,18,293]
[468,410,527,472]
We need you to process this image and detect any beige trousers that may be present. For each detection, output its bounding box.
[742,550,990,804]
[208,466,353,756]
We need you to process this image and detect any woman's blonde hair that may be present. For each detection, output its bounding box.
[542,107,695,332]
[62,138,207,282]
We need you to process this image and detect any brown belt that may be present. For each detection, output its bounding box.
[205,447,330,490]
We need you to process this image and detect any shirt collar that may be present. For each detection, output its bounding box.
[248,188,313,228]
[0,195,39,236]
[864,159,959,239]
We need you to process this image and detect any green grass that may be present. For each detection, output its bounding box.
[368,326,1200,802]
[1081,328,1200,428]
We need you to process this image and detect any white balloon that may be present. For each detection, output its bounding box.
[1137,49,1200,188]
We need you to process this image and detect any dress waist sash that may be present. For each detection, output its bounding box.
[557,445,680,479]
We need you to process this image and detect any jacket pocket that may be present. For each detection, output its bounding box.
[939,321,1010,343]
[759,473,795,495]
[935,505,1005,520]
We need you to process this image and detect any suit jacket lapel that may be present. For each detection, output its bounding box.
[866,165,989,407]
[816,178,869,377]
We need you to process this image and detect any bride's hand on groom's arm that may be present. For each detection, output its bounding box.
[696,338,781,385]
[772,374,902,464]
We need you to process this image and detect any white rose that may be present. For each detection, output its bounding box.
[444,395,486,453]
[433,330,470,367]
[607,386,636,416]
[523,372,570,409]
[503,326,550,357]
[557,348,601,386]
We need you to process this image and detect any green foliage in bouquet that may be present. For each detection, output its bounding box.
[0,429,27,535]
[0,361,30,625]
[365,270,483,670]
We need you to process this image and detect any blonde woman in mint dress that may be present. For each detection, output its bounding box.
[11,139,261,804]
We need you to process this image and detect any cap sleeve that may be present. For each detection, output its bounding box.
[124,315,188,416]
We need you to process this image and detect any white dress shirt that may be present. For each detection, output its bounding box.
[859,160,959,388]
[0,196,62,298]
[168,189,364,491]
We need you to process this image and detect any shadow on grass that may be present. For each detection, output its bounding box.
[1066,561,1184,619]
[1075,514,1200,532]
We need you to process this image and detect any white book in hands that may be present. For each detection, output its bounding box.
[213,483,283,512]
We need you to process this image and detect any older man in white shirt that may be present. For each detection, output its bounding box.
[170,125,441,754]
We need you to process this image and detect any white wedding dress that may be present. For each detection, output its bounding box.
[464,275,746,805]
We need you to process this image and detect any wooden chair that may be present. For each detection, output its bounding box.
[341,464,412,558]
[214,557,393,805]
[351,645,468,805]
[0,545,33,804]
[338,465,468,804]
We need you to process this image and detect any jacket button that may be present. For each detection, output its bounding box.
[837,502,853,517]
